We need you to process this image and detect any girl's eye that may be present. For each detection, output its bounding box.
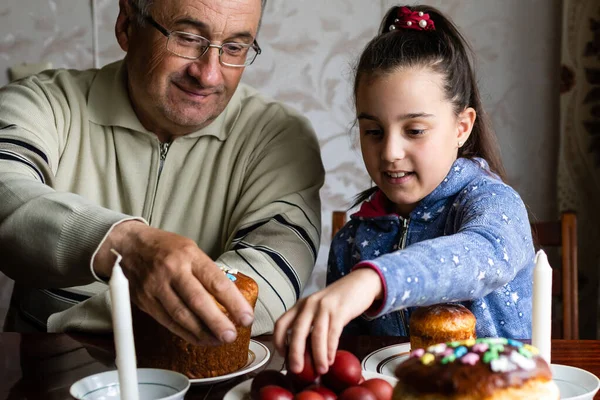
[364,129,383,136]
[407,129,426,136]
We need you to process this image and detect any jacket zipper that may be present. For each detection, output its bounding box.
[397,217,410,335]
[158,142,170,176]
[399,217,409,249]
[147,142,170,224]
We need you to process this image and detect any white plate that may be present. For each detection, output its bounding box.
[223,370,398,400]
[189,339,270,385]
[70,368,190,400]
[361,342,411,377]
[552,364,600,400]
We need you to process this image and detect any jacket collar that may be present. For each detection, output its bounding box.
[353,157,496,220]
[87,60,241,141]
[354,190,394,218]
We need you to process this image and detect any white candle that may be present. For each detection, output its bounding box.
[532,249,552,364]
[109,249,139,400]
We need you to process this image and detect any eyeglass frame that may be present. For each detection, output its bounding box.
[130,3,262,68]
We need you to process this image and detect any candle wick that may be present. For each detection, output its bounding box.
[110,248,123,265]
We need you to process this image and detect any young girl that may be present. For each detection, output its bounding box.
[274,5,535,376]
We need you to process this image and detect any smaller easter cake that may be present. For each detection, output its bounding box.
[393,338,559,400]
[409,303,476,350]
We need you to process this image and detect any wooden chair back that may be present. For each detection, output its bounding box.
[530,211,578,339]
[331,211,347,241]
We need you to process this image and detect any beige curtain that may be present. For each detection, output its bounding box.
[558,0,600,339]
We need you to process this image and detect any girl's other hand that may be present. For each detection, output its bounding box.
[273,267,383,376]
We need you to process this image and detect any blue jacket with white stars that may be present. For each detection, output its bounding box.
[327,157,534,339]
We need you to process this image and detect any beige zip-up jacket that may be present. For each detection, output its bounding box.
[0,60,324,336]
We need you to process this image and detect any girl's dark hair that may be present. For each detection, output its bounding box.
[352,5,506,207]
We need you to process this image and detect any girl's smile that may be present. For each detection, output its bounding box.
[383,170,414,184]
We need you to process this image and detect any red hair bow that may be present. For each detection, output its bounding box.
[390,6,435,31]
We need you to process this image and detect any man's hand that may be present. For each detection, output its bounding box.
[93,221,254,346]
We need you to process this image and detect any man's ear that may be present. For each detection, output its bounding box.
[457,107,476,148]
[115,0,133,52]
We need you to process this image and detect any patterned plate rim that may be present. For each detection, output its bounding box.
[361,342,411,374]
[189,339,270,384]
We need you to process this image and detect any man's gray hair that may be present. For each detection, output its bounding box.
[132,0,267,32]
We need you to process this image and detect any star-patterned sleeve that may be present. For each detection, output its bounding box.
[326,220,361,284]
[353,181,534,320]
[326,221,381,335]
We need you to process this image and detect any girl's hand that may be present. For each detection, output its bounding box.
[273,268,383,376]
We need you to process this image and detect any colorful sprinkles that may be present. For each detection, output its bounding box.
[411,338,538,372]
[421,353,435,365]
[219,266,239,281]
[461,352,480,365]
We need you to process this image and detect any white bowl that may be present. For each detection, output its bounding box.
[552,364,600,400]
[70,368,190,400]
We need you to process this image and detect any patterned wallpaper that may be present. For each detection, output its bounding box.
[0,1,561,313]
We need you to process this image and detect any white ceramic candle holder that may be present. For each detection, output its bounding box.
[70,368,190,400]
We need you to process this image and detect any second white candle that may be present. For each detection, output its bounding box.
[532,249,552,364]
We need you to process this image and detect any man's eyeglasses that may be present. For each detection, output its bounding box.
[130,3,261,67]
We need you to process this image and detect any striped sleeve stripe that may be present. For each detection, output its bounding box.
[274,200,319,235]
[0,151,46,183]
[235,249,287,311]
[0,136,49,164]
[233,219,270,243]
[273,214,317,260]
[44,288,92,303]
[234,241,301,300]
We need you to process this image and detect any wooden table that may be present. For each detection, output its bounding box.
[0,333,599,399]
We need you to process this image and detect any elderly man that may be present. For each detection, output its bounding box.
[0,0,324,345]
